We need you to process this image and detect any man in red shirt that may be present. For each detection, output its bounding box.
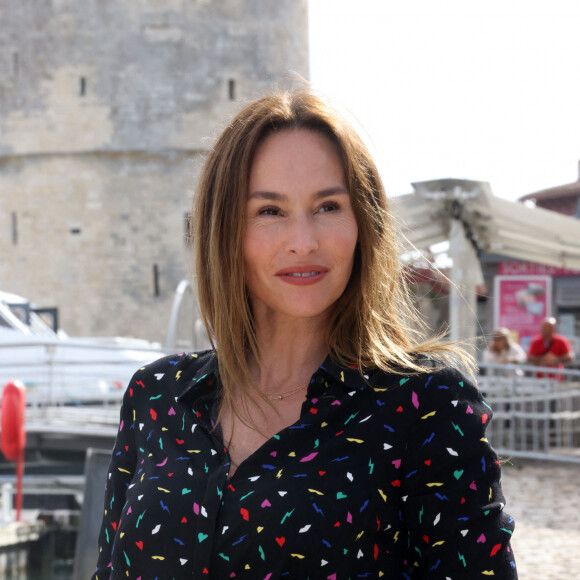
[527,317,575,367]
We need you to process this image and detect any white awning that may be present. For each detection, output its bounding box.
[390,179,580,270]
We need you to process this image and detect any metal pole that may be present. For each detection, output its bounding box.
[15,448,24,522]
[2,483,12,522]
[448,218,481,342]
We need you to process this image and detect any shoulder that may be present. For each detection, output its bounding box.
[395,367,493,446]
[370,364,480,403]
[124,349,216,400]
[553,334,572,347]
[412,365,479,397]
[134,349,214,376]
[482,348,495,362]
[364,365,491,448]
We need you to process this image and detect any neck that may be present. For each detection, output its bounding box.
[251,316,329,396]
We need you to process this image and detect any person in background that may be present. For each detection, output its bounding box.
[92,89,517,579]
[527,317,575,367]
[483,328,527,365]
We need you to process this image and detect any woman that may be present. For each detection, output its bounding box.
[93,90,517,578]
[483,328,527,365]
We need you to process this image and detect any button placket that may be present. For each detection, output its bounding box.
[188,396,232,574]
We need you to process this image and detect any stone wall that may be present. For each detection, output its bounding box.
[0,0,309,342]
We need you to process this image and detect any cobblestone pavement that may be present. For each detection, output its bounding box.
[500,459,580,579]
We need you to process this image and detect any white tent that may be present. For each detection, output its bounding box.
[390,179,580,340]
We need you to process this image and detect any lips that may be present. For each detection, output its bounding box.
[275,265,329,285]
[275,266,329,277]
[286,271,321,277]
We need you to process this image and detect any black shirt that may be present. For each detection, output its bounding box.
[93,350,517,579]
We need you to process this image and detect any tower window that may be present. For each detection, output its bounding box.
[228,79,236,101]
[11,212,17,245]
[80,77,86,96]
[184,212,192,246]
[153,264,160,297]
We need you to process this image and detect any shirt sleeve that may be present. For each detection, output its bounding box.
[482,348,494,364]
[553,335,573,357]
[91,375,139,580]
[400,367,517,578]
[509,344,527,363]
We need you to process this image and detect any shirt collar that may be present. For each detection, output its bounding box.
[176,351,371,405]
[176,350,220,404]
[316,355,414,392]
[316,354,369,392]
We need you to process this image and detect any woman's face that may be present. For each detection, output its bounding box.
[244,129,358,327]
[492,334,509,351]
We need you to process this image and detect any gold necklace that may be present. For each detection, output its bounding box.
[265,382,309,400]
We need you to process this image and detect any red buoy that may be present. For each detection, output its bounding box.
[1,380,26,461]
[1,380,26,521]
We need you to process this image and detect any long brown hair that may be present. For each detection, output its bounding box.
[192,89,471,407]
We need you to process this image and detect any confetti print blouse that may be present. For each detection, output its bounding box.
[93,350,517,579]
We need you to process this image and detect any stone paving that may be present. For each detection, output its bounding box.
[500,459,580,579]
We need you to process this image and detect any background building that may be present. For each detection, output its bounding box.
[479,164,580,356]
[0,0,309,342]
[520,164,580,217]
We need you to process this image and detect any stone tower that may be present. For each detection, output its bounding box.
[0,0,309,342]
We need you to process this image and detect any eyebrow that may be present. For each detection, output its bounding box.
[247,186,349,202]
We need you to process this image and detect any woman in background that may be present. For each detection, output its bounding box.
[93,89,517,579]
[483,328,527,365]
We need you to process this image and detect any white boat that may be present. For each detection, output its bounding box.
[0,291,165,406]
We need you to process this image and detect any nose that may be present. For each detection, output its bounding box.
[285,214,319,255]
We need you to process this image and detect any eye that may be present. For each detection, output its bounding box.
[317,201,340,213]
[258,206,281,216]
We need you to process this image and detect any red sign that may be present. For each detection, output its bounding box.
[494,276,552,351]
[498,261,580,277]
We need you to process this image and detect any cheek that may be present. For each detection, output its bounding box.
[243,230,273,279]
[243,229,260,267]
[335,222,358,266]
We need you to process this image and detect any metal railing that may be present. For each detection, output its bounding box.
[0,339,164,407]
[478,362,580,463]
[0,339,164,444]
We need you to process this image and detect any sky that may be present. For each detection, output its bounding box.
[308,0,580,201]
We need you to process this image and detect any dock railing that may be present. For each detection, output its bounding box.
[0,338,164,407]
[1,339,163,448]
[478,362,580,463]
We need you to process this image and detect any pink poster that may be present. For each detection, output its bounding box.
[494,275,552,351]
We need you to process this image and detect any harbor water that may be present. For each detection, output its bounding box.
[25,560,74,580]
[0,454,89,580]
